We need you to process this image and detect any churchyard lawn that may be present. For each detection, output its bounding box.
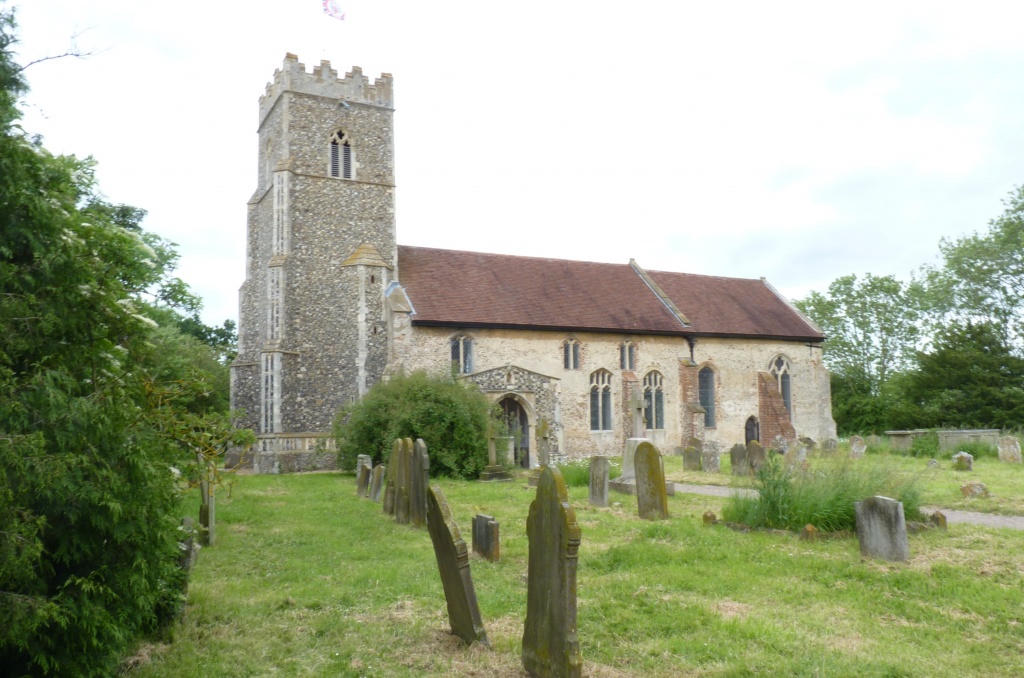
[129,468,1024,677]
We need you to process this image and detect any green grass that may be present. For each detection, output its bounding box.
[128,469,1024,677]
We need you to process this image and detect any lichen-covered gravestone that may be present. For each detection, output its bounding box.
[409,438,431,528]
[634,442,669,520]
[746,440,766,474]
[951,451,974,471]
[849,435,866,459]
[356,461,372,498]
[426,486,489,646]
[368,464,386,502]
[701,446,720,474]
[588,456,609,507]
[522,466,582,678]
[394,438,412,525]
[686,436,703,455]
[998,436,1022,464]
[822,438,838,455]
[382,439,400,515]
[854,496,909,562]
[472,514,500,562]
[730,444,748,476]
[682,446,701,471]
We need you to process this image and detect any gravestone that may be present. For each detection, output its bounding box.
[588,456,609,507]
[178,517,199,571]
[522,466,582,678]
[784,441,807,468]
[998,436,1022,464]
[382,439,400,515]
[730,444,749,476]
[426,486,489,646]
[801,524,818,542]
[629,385,645,438]
[703,511,717,525]
[854,496,909,562]
[746,440,766,473]
[799,436,816,451]
[634,442,670,520]
[960,480,989,498]
[356,454,372,475]
[701,448,720,474]
[198,459,216,546]
[356,462,372,498]
[479,430,512,481]
[529,420,552,487]
[472,514,500,562]
[951,451,974,471]
[394,438,412,525]
[771,435,789,454]
[822,438,838,454]
[927,459,939,469]
[686,436,703,455]
[369,464,386,502]
[930,511,947,530]
[409,439,431,528]
[849,436,866,459]
[682,446,701,471]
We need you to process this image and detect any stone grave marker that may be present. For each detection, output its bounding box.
[589,456,609,507]
[198,458,215,546]
[178,517,199,571]
[701,447,720,474]
[686,436,703,455]
[998,436,1022,464]
[629,385,645,438]
[394,438,412,525]
[529,419,552,487]
[369,464,386,502]
[634,442,670,520]
[822,438,838,454]
[409,438,431,528]
[951,451,974,471]
[356,461,372,498]
[472,514,500,562]
[771,435,790,453]
[800,524,818,542]
[356,453,372,475]
[747,440,766,474]
[426,486,489,646]
[522,466,582,678]
[849,435,866,459]
[382,439,400,515]
[703,511,717,525]
[682,446,701,471]
[730,444,748,476]
[930,511,947,530]
[479,426,512,481]
[960,480,989,498]
[854,496,909,562]
[799,436,816,451]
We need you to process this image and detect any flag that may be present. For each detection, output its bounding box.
[323,0,345,20]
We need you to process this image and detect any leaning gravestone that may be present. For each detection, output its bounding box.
[730,444,748,476]
[634,442,669,520]
[747,441,766,474]
[589,456,609,507]
[522,466,582,678]
[951,451,974,471]
[998,436,1022,464]
[472,514,500,562]
[854,496,909,562]
[394,438,412,525]
[368,464,386,502]
[382,439,400,515]
[784,442,807,468]
[701,448,720,474]
[356,462,372,498]
[409,439,431,528]
[849,435,866,459]
[682,446,701,471]
[426,486,489,646]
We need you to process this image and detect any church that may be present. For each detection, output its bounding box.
[230,55,836,473]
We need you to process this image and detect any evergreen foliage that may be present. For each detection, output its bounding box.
[333,371,496,479]
[0,11,250,675]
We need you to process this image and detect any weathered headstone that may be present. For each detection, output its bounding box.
[529,420,552,487]
[368,464,386,502]
[394,438,412,525]
[634,442,669,520]
[746,440,766,473]
[356,461,372,498]
[854,496,909,562]
[800,524,818,542]
[356,453,372,475]
[480,430,512,481]
[951,451,974,471]
[701,448,720,474]
[702,511,717,525]
[849,435,866,459]
[409,438,431,528]
[730,444,748,476]
[588,456,609,507]
[927,459,939,469]
[960,480,989,498]
[198,460,216,546]
[998,436,1022,464]
[930,511,947,530]
[822,438,838,454]
[382,439,400,515]
[686,436,703,455]
[426,486,489,646]
[771,435,789,454]
[178,517,199,571]
[472,514,500,562]
[629,385,645,438]
[682,446,701,471]
[522,466,582,678]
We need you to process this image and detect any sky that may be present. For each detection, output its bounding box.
[11,1,1024,327]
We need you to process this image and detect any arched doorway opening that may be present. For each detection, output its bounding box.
[745,416,760,445]
[499,395,531,468]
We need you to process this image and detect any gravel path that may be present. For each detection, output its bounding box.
[671,483,1024,531]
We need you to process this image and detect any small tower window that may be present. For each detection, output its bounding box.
[590,369,613,431]
[643,371,665,430]
[768,355,792,419]
[451,334,474,374]
[563,338,580,370]
[620,340,636,370]
[330,130,352,179]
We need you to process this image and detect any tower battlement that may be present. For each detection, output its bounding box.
[259,53,394,124]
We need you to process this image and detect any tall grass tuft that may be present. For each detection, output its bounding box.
[723,456,922,532]
[558,458,621,487]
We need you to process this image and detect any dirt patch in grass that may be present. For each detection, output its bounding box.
[711,599,754,620]
[120,643,170,673]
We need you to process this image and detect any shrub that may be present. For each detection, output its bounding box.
[723,456,922,532]
[333,371,498,479]
[908,431,940,458]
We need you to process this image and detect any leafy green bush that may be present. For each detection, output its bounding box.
[908,431,940,458]
[723,456,922,532]
[333,371,498,479]
[952,441,998,460]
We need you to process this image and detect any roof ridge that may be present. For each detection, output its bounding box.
[628,259,690,329]
[397,244,634,268]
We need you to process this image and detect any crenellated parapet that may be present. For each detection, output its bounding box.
[259,53,393,124]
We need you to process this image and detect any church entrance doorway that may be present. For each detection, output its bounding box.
[499,396,531,468]
[745,416,760,445]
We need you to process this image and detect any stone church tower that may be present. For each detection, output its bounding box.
[231,55,396,469]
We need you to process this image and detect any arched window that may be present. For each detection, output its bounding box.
[563,338,580,370]
[768,355,792,418]
[619,340,636,370]
[643,371,665,430]
[329,130,352,179]
[698,366,716,428]
[450,334,473,374]
[590,370,613,431]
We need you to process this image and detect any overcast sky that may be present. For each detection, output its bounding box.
[12,1,1024,326]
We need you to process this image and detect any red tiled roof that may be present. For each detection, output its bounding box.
[397,246,822,341]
